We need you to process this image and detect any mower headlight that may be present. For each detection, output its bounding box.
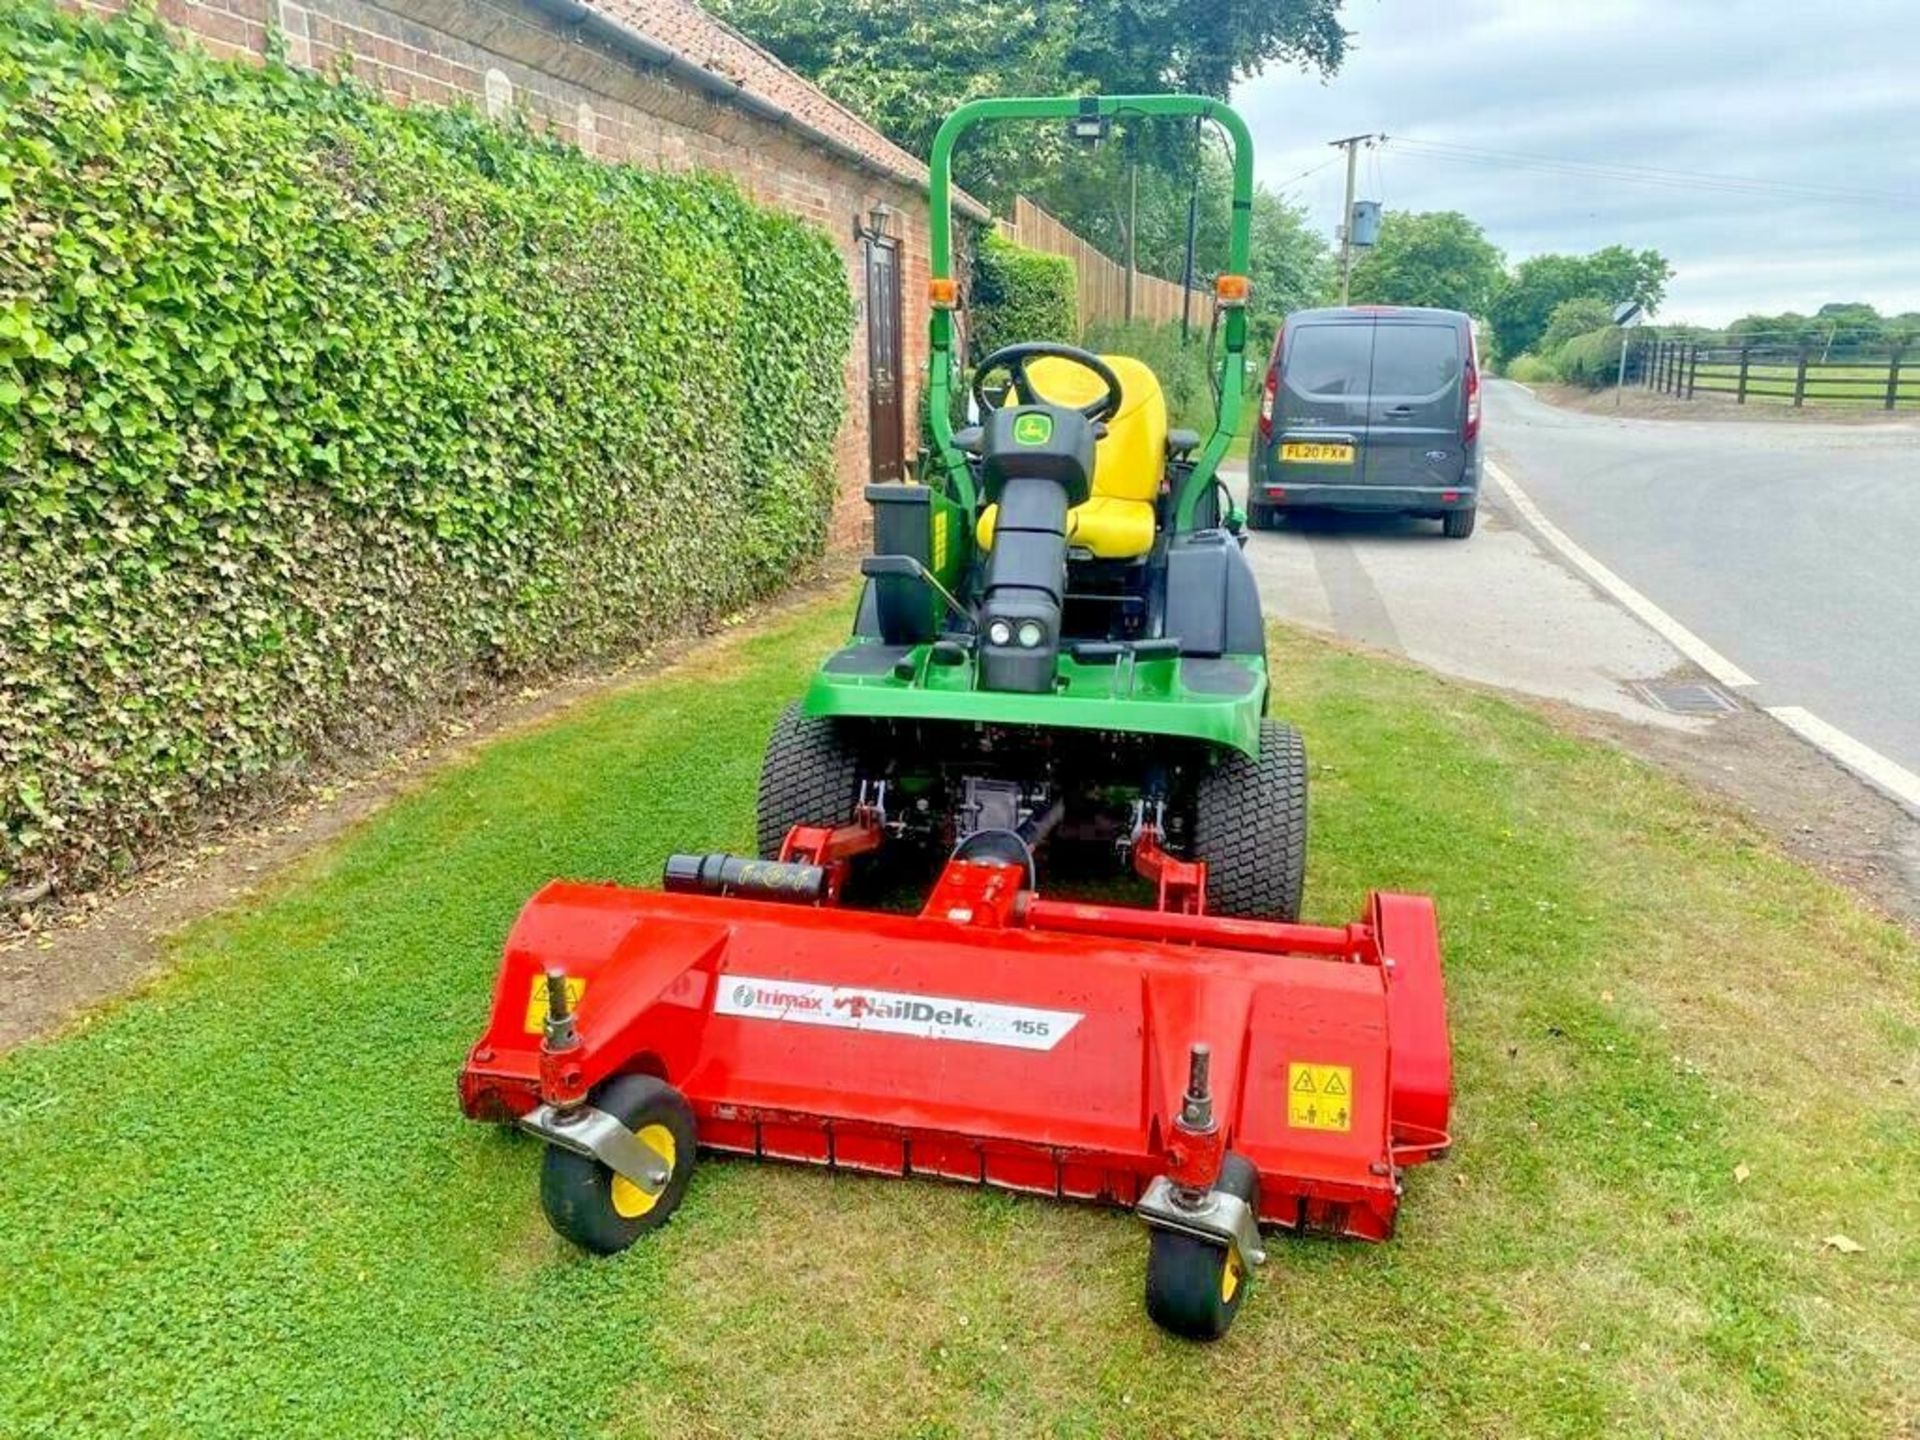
[987,619,1014,647]
[1016,620,1045,649]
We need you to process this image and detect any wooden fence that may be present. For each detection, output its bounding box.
[995,196,1210,332]
[1640,337,1917,409]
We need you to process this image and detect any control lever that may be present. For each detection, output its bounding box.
[861,555,971,630]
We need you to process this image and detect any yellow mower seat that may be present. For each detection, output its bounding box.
[977,354,1168,560]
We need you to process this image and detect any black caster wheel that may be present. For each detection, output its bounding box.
[540,1074,696,1254]
[1144,1153,1261,1341]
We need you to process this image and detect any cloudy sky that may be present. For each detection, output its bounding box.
[1232,0,1920,323]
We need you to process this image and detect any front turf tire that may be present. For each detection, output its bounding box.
[540,1075,697,1255]
[1144,1153,1261,1341]
[1191,719,1308,921]
[756,703,862,859]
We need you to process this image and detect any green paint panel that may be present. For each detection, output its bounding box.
[803,644,1267,755]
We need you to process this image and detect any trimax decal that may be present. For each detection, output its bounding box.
[716,975,1082,1051]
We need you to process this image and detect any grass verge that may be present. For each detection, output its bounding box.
[2,593,1915,1437]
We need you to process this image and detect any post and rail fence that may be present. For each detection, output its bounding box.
[995,196,1211,332]
[1636,336,1914,410]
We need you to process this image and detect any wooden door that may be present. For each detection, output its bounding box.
[865,237,904,483]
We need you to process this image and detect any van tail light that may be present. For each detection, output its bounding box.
[1258,325,1283,440]
[1463,333,1482,444]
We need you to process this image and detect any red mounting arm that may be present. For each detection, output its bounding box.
[779,817,885,901]
[1131,824,1206,914]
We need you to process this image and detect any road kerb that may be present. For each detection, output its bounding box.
[1764,706,1920,815]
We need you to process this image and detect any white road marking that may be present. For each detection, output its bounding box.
[1509,381,1536,396]
[1764,707,1920,813]
[1489,454,1920,813]
[1485,459,1757,688]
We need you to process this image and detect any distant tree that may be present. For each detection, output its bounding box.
[1249,190,1337,318]
[982,132,1330,358]
[1348,211,1505,314]
[1727,312,1828,351]
[1886,313,1920,353]
[1579,246,1673,312]
[1487,246,1671,362]
[1537,296,1617,353]
[704,0,1349,215]
[1812,302,1885,352]
[1649,323,1718,345]
[1064,0,1346,102]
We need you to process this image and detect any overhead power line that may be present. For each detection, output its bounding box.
[1266,153,1344,195]
[1386,137,1915,208]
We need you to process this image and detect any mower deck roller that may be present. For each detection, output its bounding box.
[459,826,1450,1339]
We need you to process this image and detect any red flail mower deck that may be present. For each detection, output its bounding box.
[459,822,1452,1339]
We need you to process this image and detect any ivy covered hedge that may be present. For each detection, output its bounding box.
[0,3,853,892]
[969,232,1077,356]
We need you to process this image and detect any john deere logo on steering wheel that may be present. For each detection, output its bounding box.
[1013,412,1053,445]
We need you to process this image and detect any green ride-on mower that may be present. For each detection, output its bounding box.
[760,94,1306,918]
[461,97,1453,1344]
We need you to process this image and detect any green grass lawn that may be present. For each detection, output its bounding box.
[3,593,1916,1438]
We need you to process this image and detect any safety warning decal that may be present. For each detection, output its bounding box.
[717,976,1081,1052]
[1287,1062,1353,1132]
[524,975,586,1034]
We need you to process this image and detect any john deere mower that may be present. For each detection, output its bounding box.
[460,95,1452,1341]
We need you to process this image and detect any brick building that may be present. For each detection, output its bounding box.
[85,0,985,545]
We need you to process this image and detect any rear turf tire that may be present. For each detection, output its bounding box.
[1191,719,1308,921]
[756,703,863,859]
[1144,1153,1261,1341]
[1441,505,1477,539]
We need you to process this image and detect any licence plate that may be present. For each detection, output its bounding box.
[1280,441,1354,464]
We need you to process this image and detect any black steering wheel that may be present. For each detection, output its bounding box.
[972,343,1124,425]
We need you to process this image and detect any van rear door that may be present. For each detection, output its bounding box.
[1275,317,1374,486]
[1363,320,1466,492]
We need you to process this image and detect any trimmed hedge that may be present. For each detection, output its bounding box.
[969,232,1076,357]
[1081,319,1224,434]
[1554,326,1627,388]
[0,3,853,890]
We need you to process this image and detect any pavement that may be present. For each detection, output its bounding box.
[1224,380,1920,814]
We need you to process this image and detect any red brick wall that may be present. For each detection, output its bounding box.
[76,0,941,549]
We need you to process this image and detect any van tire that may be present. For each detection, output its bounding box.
[1442,506,1477,540]
[1246,503,1277,531]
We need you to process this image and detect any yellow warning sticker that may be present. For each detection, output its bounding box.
[523,975,586,1034]
[930,507,951,573]
[1287,1062,1354,1132]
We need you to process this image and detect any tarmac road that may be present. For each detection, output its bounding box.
[1225,379,1920,810]
[1482,381,1920,798]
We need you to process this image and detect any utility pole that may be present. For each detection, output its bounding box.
[1125,144,1139,324]
[1180,118,1201,344]
[1330,132,1379,305]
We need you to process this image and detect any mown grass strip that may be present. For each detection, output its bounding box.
[2,593,1915,1438]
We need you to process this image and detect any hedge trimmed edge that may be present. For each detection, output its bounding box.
[0,3,854,892]
[969,232,1076,357]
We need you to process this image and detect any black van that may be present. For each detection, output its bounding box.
[1248,306,1482,538]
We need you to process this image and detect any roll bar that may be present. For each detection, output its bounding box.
[923,95,1254,531]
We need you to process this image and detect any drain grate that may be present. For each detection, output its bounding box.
[1631,680,1742,717]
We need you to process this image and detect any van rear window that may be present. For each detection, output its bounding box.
[1371,324,1460,396]
[1285,324,1371,396]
